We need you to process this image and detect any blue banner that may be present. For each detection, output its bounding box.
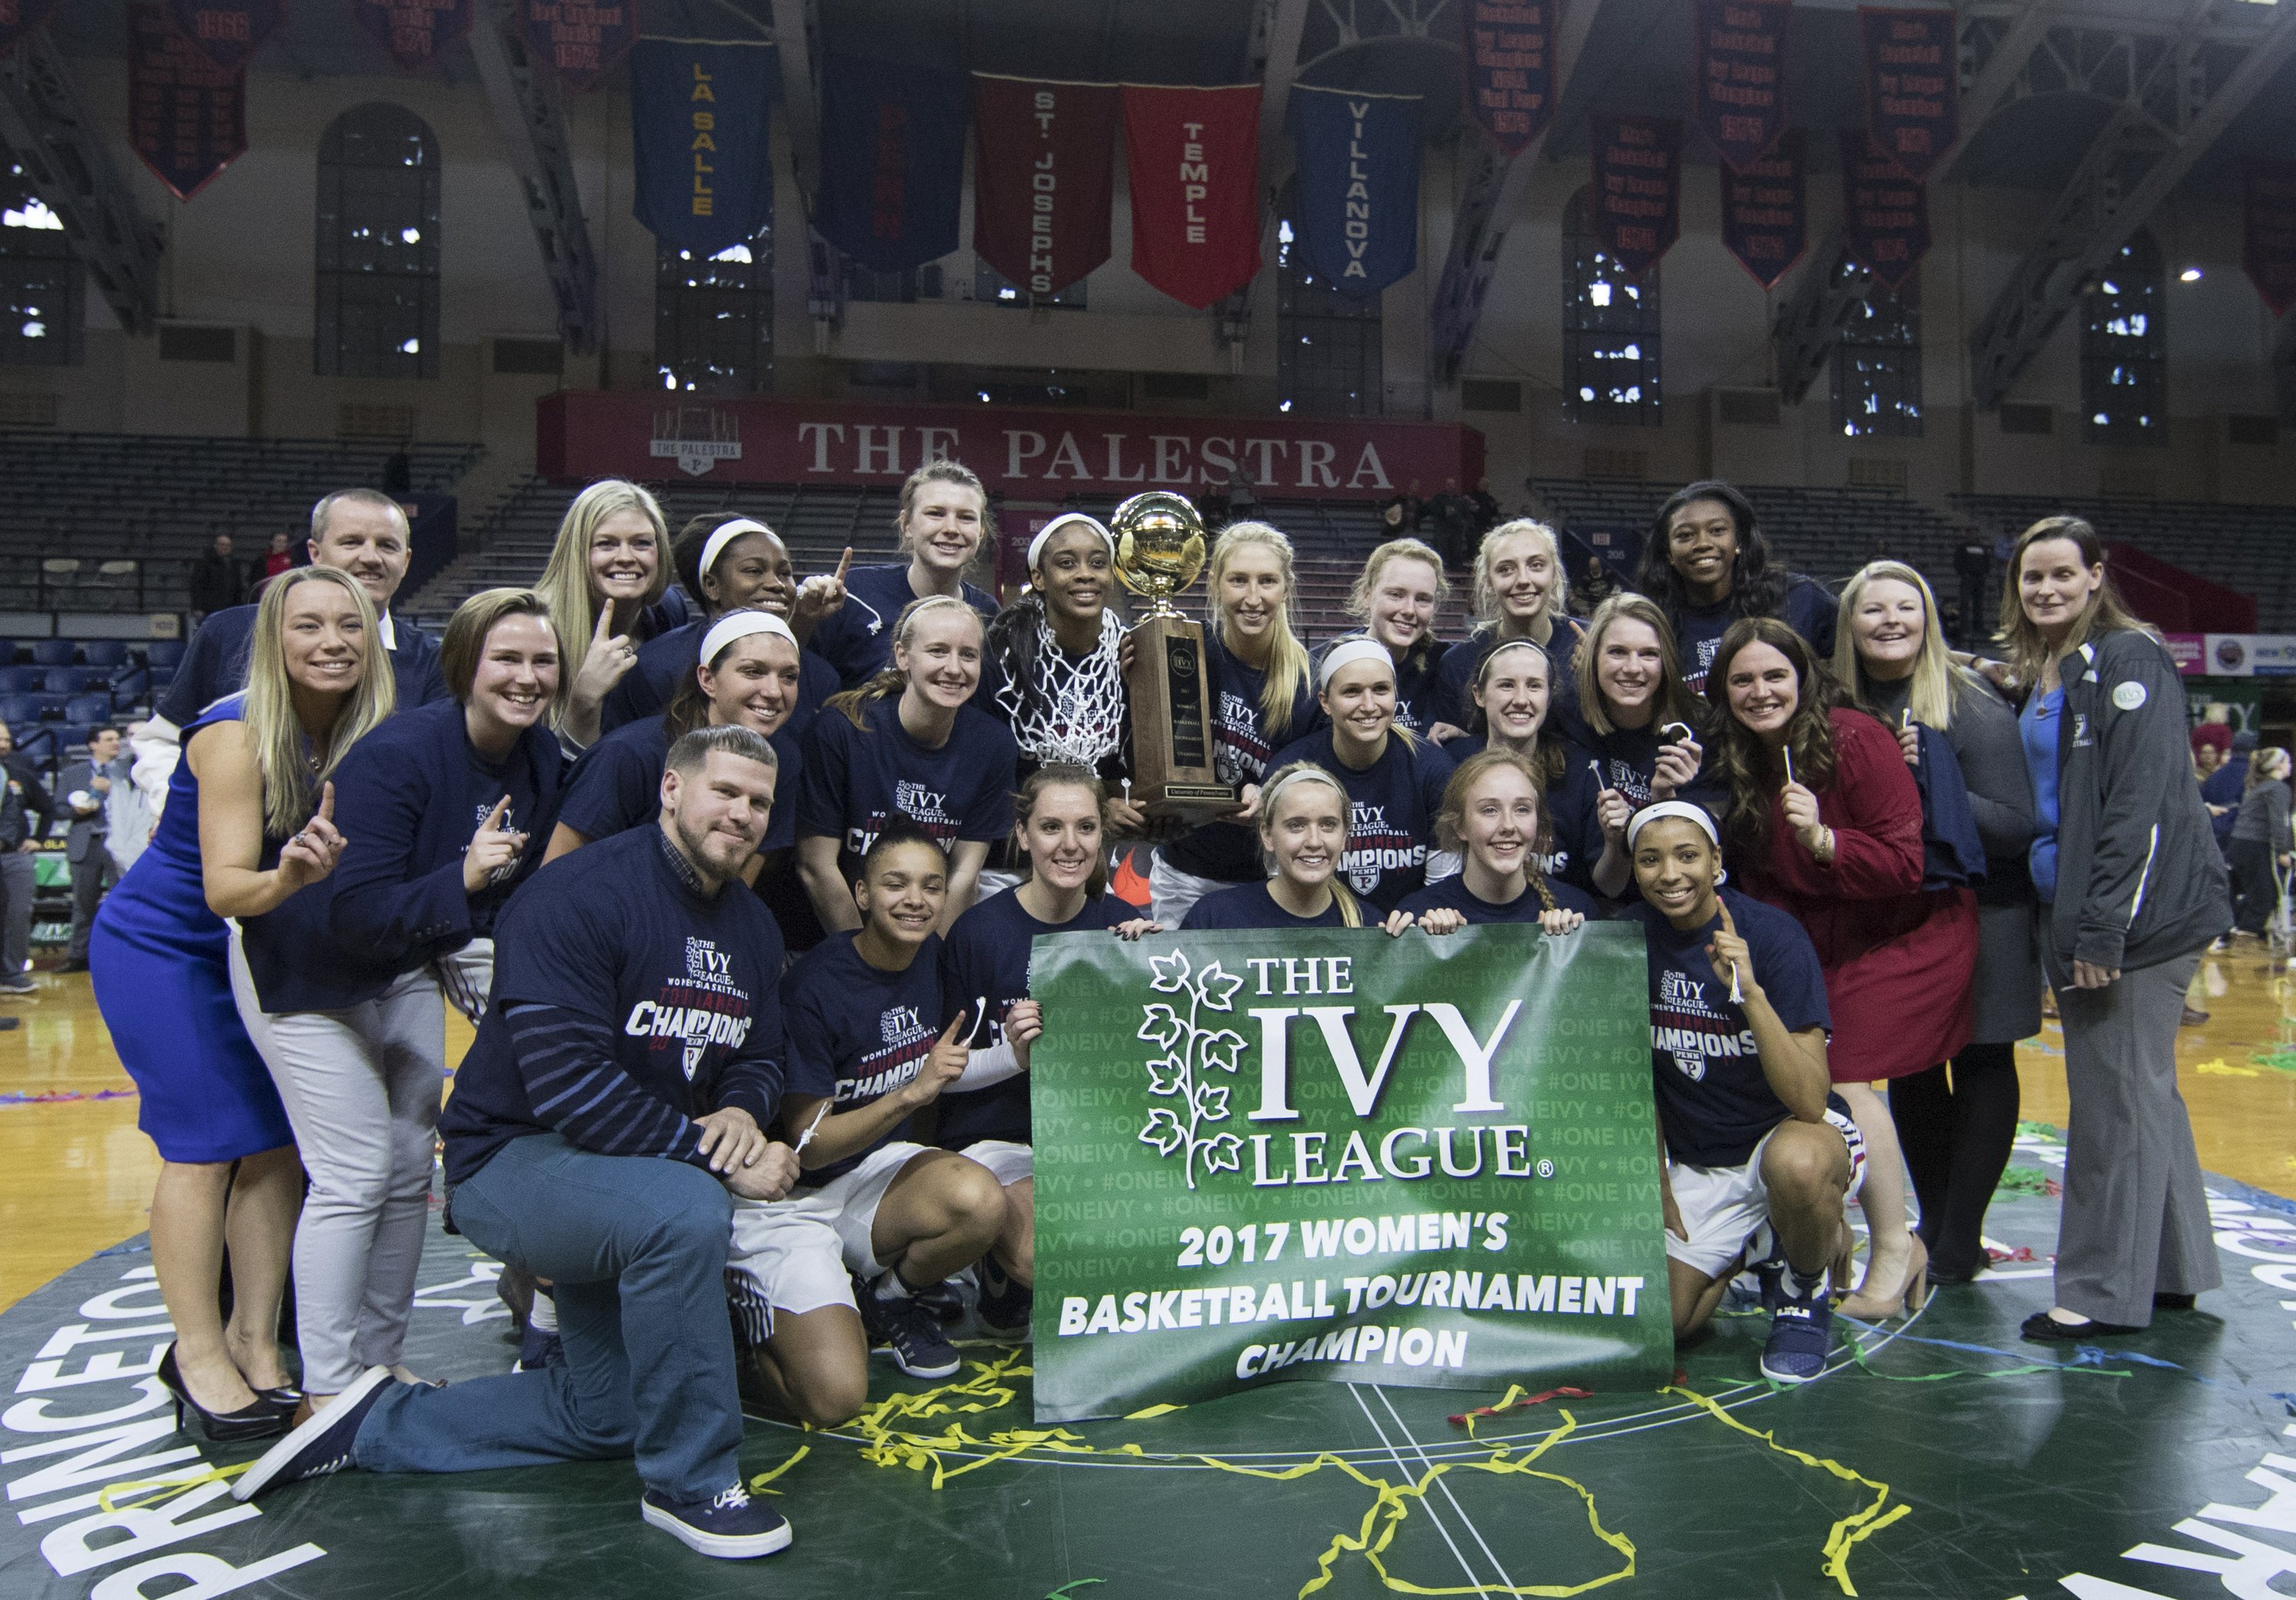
[1288,85,1421,300]
[630,38,777,256]
[817,54,969,272]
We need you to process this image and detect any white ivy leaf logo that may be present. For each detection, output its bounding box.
[1140,1106,1188,1158]
[1134,947,1247,1190]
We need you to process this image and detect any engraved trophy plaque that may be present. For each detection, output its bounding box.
[1110,491,1238,821]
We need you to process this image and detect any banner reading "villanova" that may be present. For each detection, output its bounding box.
[631,38,776,256]
[1289,84,1421,300]
[1028,925,1669,1422]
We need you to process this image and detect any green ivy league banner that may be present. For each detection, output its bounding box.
[1027,924,1671,1422]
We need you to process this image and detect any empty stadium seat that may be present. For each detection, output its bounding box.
[79,640,129,668]
[64,693,112,724]
[44,666,104,694]
[0,666,40,694]
[28,639,74,666]
[146,639,188,669]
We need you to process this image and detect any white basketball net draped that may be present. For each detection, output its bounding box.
[997,610,1128,769]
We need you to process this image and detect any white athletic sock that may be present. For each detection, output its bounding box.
[874,1270,915,1302]
[529,1291,559,1334]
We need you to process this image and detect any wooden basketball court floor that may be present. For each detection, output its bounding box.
[3,950,2294,1599]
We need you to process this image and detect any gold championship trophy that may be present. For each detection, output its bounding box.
[1111,491,1238,821]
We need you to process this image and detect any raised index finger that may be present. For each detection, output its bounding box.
[939,1009,970,1044]
[315,781,335,824]
[483,794,513,831]
[591,603,616,647]
[834,547,852,583]
[1714,897,1736,936]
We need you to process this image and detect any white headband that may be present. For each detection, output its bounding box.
[1318,637,1394,690]
[1027,512,1115,572]
[1625,800,1719,851]
[1476,638,1548,684]
[699,609,798,668]
[1259,763,1349,823]
[699,518,775,583]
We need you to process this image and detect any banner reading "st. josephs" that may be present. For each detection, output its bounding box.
[1028,926,1670,1422]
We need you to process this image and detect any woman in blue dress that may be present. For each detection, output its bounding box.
[90,567,393,1440]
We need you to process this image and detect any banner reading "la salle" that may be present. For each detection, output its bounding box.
[1027,926,1669,1422]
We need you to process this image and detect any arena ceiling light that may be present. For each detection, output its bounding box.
[2180,267,2203,282]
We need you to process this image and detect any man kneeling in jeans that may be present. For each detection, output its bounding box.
[233,726,802,1560]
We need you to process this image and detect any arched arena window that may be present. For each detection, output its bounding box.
[0,154,81,367]
[1562,187,1661,428]
[1276,188,1382,418]
[2080,230,2164,448]
[657,229,775,394]
[1832,257,1922,438]
[315,103,440,380]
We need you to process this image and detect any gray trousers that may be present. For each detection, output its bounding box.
[228,932,444,1393]
[0,850,33,973]
[68,849,116,959]
[2053,949,2220,1324]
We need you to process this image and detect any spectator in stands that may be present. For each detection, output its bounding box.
[1378,482,1423,541]
[2229,747,2292,940]
[1634,480,1838,697]
[188,534,246,624]
[536,479,678,751]
[1574,553,1619,612]
[1469,478,1502,538]
[58,726,128,973]
[256,531,296,594]
[1424,477,1476,572]
[0,720,54,994]
[1953,539,1992,645]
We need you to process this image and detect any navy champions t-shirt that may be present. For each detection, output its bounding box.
[1310,636,1448,736]
[1432,736,1606,893]
[1430,624,1587,743]
[1181,881,1349,929]
[936,887,1128,1149]
[796,694,1019,882]
[1675,577,1838,697]
[1397,871,1597,926]
[805,564,1000,690]
[1265,727,1455,912]
[602,619,838,743]
[1619,887,1833,1168]
[559,716,802,852]
[439,826,789,1187]
[1161,630,1325,883]
[781,931,947,1184]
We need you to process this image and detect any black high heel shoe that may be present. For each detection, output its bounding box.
[156,1344,291,1443]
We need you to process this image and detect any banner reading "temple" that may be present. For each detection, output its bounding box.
[1027,926,1670,1422]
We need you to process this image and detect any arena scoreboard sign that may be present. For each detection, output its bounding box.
[1024,925,1671,1422]
[539,391,1485,503]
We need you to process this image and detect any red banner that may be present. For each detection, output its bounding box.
[0,0,64,57]
[1461,0,1556,156]
[538,392,1483,504]
[1122,83,1262,310]
[1693,0,1788,173]
[1861,6,1956,181]
[353,0,472,73]
[520,0,634,90]
[129,2,245,201]
[1590,114,1682,279]
[2244,158,2296,319]
[972,75,1118,299]
[168,0,283,71]
[1720,128,1803,290]
[1841,129,1929,290]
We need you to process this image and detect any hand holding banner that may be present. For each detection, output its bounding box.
[1028,926,1669,1422]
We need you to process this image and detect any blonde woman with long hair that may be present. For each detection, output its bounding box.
[535,478,671,748]
[1835,560,2039,1286]
[1318,537,1451,734]
[90,566,390,1442]
[1431,519,1584,744]
[1149,521,1321,926]
[2000,517,2228,1342]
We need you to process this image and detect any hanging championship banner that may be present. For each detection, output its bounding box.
[1861,6,1956,181]
[1028,926,1669,1422]
[970,75,1118,299]
[520,0,635,90]
[129,2,245,201]
[1841,129,1929,289]
[1692,0,1789,173]
[630,38,776,256]
[168,0,283,72]
[1288,84,1422,300]
[1590,113,1683,279]
[1123,83,1263,310]
[1460,0,1555,156]
[352,0,471,73]
[2243,158,2296,319]
[815,55,969,273]
[0,0,64,57]
[1720,127,1804,290]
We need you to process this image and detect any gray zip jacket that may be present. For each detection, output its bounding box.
[2048,629,2231,972]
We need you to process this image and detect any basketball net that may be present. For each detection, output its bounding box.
[998,610,1127,769]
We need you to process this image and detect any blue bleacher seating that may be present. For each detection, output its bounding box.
[0,666,39,694]
[22,692,67,720]
[28,640,74,667]
[146,639,187,669]
[44,666,103,694]
[79,641,128,668]
[0,693,44,727]
[0,641,16,665]
[64,693,111,724]
[57,724,97,753]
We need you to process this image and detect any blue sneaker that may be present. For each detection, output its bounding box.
[1760,1298,1834,1386]
[864,1278,962,1379]
[975,1254,1032,1336]
[230,1366,396,1501]
[640,1483,793,1559]
[913,1277,966,1322]
[516,1324,563,1373]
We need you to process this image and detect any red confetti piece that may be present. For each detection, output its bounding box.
[1447,1385,1593,1426]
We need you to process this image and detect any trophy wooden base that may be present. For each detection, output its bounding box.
[1125,610,1236,825]
[1138,782,1241,826]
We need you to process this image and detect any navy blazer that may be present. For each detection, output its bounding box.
[159,603,448,727]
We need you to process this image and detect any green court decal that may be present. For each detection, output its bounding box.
[1027,925,1672,1422]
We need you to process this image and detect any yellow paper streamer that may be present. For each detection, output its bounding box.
[1662,1386,1908,1595]
[1124,1402,1187,1419]
[97,1461,253,1514]
[746,1444,810,1495]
